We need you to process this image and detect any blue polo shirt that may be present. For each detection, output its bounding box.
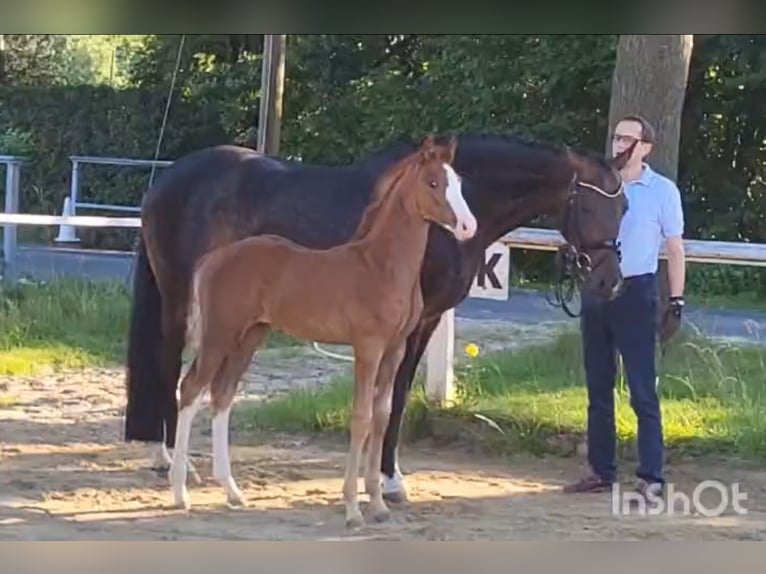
[618,163,685,278]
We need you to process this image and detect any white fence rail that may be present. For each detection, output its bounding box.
[67,155,173,217]
[5,154,766,404]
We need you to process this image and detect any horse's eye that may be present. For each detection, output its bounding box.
[429,180,437,188]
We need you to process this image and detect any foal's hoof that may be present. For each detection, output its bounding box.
[173,492,191,511]
[226,491,246,508]
[345,512,365,529]
[187,462,202,485]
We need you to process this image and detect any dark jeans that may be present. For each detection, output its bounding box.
[580,272,664,485]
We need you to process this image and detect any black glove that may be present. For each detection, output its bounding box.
[659,296,684,344]
[669,296,684,317]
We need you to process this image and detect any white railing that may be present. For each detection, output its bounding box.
[62,155,173,242]
[5,164,766,403]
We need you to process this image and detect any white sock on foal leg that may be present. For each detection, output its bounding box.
[212,403,245,506]
[170,394,203,510]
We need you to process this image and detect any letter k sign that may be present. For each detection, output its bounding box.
[469,242,510,301]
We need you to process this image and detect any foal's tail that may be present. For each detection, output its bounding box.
[185,267,204,354]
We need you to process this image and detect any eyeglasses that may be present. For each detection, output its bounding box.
[612,134,647,144]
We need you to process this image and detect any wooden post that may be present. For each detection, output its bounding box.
[257,34,286,156]
[0,35,5,82]
[424,309,456,405]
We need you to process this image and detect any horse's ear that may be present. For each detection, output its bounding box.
[607,140,637,171]
[564,146,582,177]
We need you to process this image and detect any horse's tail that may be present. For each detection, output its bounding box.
[124,236,166,443]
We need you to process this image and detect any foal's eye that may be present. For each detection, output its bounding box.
[429,180,438,188]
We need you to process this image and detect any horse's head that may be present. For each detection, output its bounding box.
[558,144,632,302]
[413,135,477,242]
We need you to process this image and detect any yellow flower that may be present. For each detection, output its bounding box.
[464,343,480,358]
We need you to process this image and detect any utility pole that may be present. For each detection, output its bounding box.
[257,34,286,156]
[0,35,6,82]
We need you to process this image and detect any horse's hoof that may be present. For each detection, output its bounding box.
[381,472,407,504]
[382,490,407,504]
[151,465,170,479]
[372,508,391,523]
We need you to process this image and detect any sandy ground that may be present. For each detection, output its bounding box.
[2,318,766,540]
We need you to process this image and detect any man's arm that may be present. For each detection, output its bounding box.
[661,181,686,299]
[665,235,685,298]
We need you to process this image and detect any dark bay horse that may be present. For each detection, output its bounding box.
[125,133,630,502]
[170,137,475,526]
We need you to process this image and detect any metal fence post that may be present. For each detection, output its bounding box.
[2,157,21,283]
[67,158,81,242]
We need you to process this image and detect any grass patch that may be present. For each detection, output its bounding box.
[241,326,766,463]
[0,278,131,375]
[0,277,301,376]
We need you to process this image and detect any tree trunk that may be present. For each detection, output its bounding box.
[606,35,694,181]
[605,35,694,342]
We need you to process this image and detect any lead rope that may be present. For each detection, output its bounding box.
[147,34,186,191]
[312,341,355,363]
[126,34,186,285]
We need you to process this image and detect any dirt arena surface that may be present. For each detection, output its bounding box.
[2,318,766,540]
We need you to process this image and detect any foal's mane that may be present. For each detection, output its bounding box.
[351,148,426,241]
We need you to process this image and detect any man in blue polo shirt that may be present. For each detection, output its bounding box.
[563,114,686,503]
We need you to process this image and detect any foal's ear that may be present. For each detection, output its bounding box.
[446,135,458,163]
[421,135,436,150]
[419,135,438,163]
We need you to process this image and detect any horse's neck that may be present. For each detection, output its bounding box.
[455,138,570,249]
[470,178,567,250]
[353,192,429,286]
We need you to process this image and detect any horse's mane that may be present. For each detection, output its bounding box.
[351,149,423,241]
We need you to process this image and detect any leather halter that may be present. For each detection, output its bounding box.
[546,173,625,318]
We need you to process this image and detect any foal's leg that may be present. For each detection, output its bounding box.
[365,341,407,522]
[210,324,270,507]
[344,344,384,528]
[169,348,226,510]
[151,291,200,483]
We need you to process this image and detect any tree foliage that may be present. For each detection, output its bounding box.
[0,34,764,293]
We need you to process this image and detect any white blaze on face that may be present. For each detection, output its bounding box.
[443,163,477,241]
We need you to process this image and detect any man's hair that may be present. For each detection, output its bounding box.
[618,114,656,144]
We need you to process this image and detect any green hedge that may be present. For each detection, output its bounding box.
[0,85,231,248]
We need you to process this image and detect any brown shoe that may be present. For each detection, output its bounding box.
[562,473,614,494]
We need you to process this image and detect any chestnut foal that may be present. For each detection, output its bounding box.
[170,136,477,527]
